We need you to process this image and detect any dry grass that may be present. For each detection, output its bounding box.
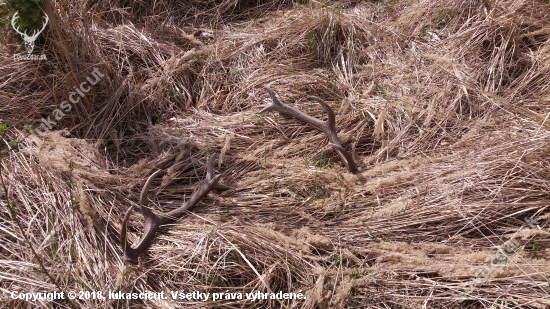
[1,0,549,308]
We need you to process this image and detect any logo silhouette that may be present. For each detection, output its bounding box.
[11,11,49,54]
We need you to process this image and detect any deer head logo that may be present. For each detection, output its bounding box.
[11,11,49,54]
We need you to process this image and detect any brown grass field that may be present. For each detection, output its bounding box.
[1,0,550,308]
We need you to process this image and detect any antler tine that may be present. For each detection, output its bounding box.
[41,14,49,30]
[11,12,27,37]
[206,154,216,181]
[328,143,358,174]
[260,87,284,114]
[307,95,336,131]
[121,155,229,264]
[29,14,49,39]
[260,86,359,174]
[122,170,164,264]
[306,97,357,173]
[120,205,135,261]
[139,169,164,215]
[163,154,230,219]
[207,153,232,191]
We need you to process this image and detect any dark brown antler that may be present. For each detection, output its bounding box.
[261,87,359,174]
[121,154,229,264]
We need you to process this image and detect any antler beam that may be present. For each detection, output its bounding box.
[261,87,359,174]
[121,154,229,264]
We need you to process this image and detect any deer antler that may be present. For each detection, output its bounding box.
[11,12,27,38]
[30,14,49,40]
[11,12,49,53]
[121,154,229,264]
[261,87,359,174]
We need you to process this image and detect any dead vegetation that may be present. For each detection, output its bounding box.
[1,0,549,308]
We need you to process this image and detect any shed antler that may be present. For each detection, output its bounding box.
[261,87,359,174]
[121,154,229,264]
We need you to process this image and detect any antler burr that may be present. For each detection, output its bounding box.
[261,86,359,174]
